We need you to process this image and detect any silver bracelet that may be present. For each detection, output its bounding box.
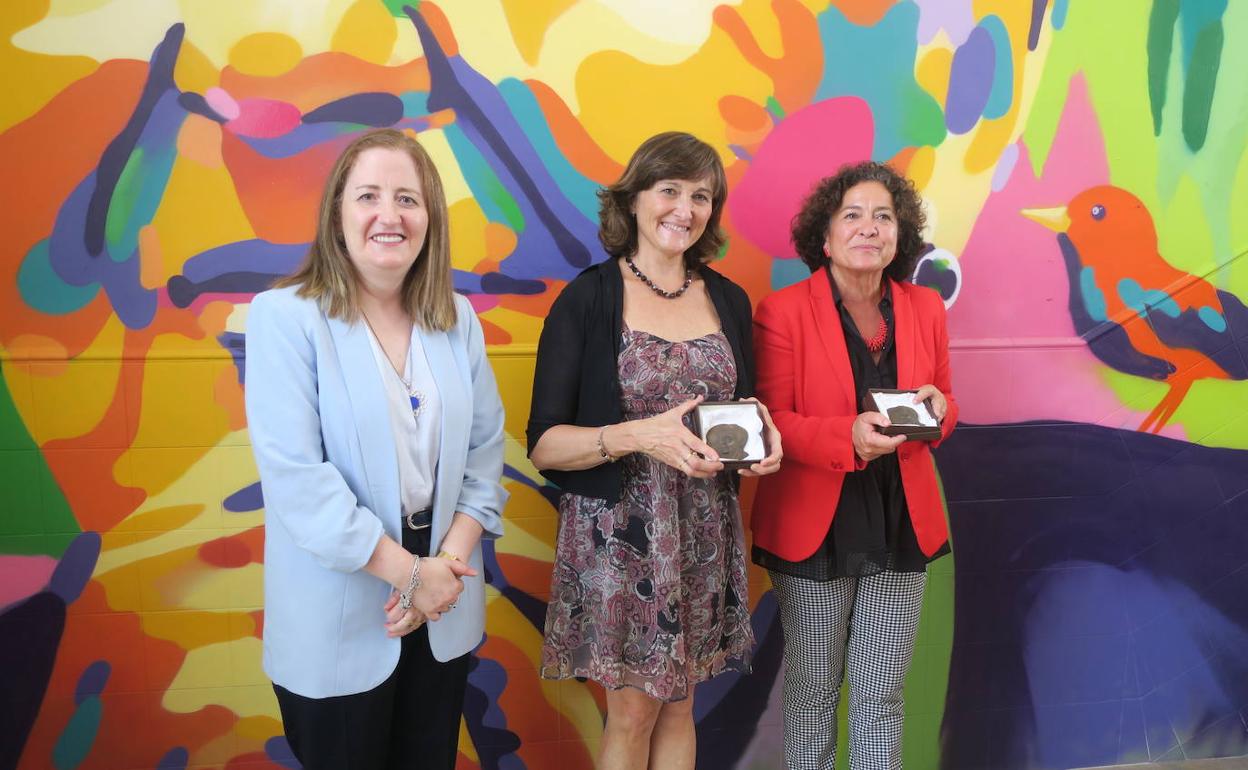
[597,425,617,464]
[398,556,423,610]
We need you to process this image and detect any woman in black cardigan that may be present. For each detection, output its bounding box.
[527,132,782,770]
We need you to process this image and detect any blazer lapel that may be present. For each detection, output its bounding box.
[416,324,463,531]
[808,272,856,408]
[891,279,917,388]
[327,315,398,521]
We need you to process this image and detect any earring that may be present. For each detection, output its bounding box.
[823,244,831,257]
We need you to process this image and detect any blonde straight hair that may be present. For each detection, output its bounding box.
[276,128,456,331]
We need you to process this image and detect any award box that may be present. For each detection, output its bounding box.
[691,401,769,469]
[863,388,942,441]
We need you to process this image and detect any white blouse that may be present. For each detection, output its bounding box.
[364,325,442,517]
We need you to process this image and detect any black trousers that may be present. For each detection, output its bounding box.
[272,527,470,770]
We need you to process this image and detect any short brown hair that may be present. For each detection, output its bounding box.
[276,128,456,331]
[598,132,728,270]
[792,161,927,282]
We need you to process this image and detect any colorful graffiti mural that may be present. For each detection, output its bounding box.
[3,1,1247,768]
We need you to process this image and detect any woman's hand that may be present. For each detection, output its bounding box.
[412,555,477,621]
[738,398,783,477]
[852,411,907,462]
[383,591,426,638]
[912,384,948,421]
[629,395,723,478]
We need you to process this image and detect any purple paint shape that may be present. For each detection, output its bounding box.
[405,7,602,280]
[48,532,101,604]
[74,660,111,706]
[264,736,301,769]
[177,240,307,285]
[156,747,189,770]
[946,25,996,135]
[479,271,544,295]
[1028,0,1049,51]
[303,92,405,127]
[223,482,264,513]
[992,143,1020,191]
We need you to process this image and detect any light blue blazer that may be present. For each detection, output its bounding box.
[244,286,508,698]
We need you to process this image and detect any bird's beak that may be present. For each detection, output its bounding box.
[1020,206,1071,233]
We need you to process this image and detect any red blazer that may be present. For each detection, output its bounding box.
[751,273,958,561]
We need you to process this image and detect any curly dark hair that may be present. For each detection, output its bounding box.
[791,161,927,281]
[598,132,728,270]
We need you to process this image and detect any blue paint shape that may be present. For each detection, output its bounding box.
[264,735,301,769]
[1118,277,1181,319]
[17,239,100,315]
[815,2,945,157]
[980,15,1014,119]
[771,257,810,291]
[223,481,264,513]
[443,123,524,231]
[74,661,110,706]
[155,747,189,770]
[52,694,102,769]
[238,120,350,159]
[303,92,406,126]
[1079,266,1109,321]
[1053,0,1069,29]
[1178,0,1227,70]
[946,25,995,134]
[1198,305,1227,332]
[48,532,101,604]
[399,90,430,115]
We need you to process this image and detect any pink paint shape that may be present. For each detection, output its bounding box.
[467,293,500,314]
[226,98,303,139]
[204,87,241,121]
[729,97,874,259]
[0,554,58,610]
[948,74,1143,428]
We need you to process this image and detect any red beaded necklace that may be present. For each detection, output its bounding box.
[865,317,889,352]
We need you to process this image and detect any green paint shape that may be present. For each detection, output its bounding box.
[1148,0,1180,136]
[53,695,102,769]
[765,96,785,119]
[17,239,100,315]
[382,0,418,17]
[0,364,80,555]
[1182,22,1223,151]
[105,147,144,259]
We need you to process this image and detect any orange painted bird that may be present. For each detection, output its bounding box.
[1023,185,1248,433]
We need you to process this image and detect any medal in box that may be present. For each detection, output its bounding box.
[691,401,769,469]
[863,388,942,441]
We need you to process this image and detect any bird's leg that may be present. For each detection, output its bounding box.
[1138,378,1193,433]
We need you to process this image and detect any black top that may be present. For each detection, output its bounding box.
[526,258,756,505]
[754,269,947,579]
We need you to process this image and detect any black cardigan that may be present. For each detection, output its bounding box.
[526,258,756,504]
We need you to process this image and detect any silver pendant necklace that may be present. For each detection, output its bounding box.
[363,313,425,420]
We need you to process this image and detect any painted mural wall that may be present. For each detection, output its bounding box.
[3,1,1247,768]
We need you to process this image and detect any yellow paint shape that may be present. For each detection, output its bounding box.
[26,316,124,444]
[500,0,577,65]
[448,198,491,272]
[419,128,472,204]
[141,608,233,649]
[915,47,953,106]
[908,145,936,191]
[176,113,224,169]
[228,31,303,77]
[727,0,787,58]
[919,129,993,252]
[0,0,98,132]
[965,114,1014,174]
[150,154,255,277]
[10,0,179,65]
[332,0,397,64]
[575,23,770,162]
[236,715,285,743]
[172,38,220,94]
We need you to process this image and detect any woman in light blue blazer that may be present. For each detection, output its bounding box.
[245,128,507,770]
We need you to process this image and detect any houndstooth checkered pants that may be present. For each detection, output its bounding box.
[769,569,927,770]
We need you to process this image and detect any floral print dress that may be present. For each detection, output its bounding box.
[540,326,755,702]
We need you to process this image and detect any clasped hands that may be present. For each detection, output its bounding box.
[852,383,948,463]
[629,394,783,478]
[383,554,477,638]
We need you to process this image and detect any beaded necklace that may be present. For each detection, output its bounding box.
[624,255,693,299]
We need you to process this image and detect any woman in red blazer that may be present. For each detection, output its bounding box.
[751,161,957,769]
